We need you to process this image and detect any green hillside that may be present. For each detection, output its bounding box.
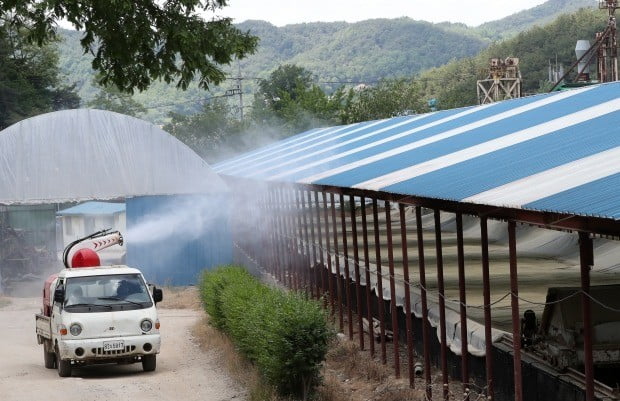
[477,0,597,39]
[418,7,608,109]
[54,0,601,123]
[56,18,488,122]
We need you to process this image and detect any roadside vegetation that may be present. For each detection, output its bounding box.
[200,266,333,400]
[0,296,10,309]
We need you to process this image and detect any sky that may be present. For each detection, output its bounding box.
[217,0,549,27]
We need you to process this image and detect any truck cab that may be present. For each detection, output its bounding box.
[35,230,163,377]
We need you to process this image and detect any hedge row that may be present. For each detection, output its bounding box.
[200,266,333,399]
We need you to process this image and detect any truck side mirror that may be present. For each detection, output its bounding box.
[54,288,65,304]
[152,287,163,304]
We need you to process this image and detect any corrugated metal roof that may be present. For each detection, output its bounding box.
[57,201,125,216]
[215,82,620,221]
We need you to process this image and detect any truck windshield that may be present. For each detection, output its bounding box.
[64,273,153,313]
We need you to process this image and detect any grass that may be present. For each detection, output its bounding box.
[0,297,10,309]
[316,335,424,401]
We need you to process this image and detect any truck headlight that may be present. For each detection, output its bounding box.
[69,323,82,336]
[140,319,153,332]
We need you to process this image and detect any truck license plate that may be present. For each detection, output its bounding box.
[103,341,124,351]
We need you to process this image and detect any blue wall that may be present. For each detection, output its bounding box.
[125,194,232,285]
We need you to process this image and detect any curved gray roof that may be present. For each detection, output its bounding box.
[0,109,227,205]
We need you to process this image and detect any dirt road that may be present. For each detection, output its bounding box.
[0,297,246,401]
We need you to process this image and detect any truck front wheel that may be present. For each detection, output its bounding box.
[43,349,55,369]
[56,352,72,377]
[142,354,156,372]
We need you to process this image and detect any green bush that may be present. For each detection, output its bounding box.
[199,266,248,330]
[200,266,333,400]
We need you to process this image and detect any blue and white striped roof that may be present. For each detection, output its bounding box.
[215,82,620,220]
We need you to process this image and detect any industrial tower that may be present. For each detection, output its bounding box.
[476,57,522,104]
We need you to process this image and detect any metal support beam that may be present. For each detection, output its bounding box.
[508,221,523,401]
[480,217,494,400]
[314,191,325,300]
[307,190,319,299]
[340,193,354,340]
[416,206,432,400]
[579,231,595,401]
[300,189,312,296]
[399,204,415,388]
[361,196,375,357]
[385,200,400,378]
[373,198,387,364]
[322,191,335,315]
[331,192,344,331]
[294,188,304,292]
[456,213,469,398]
[434,209,449,400]
[350,195,365,349]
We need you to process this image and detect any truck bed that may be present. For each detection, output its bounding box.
[35,314,51,340]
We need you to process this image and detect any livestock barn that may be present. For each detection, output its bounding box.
[215,82,620,401]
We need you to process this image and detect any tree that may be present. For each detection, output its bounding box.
[340,78,425,124]
[88,77,146,117]
[0,25,80,129]
[256,64,314,107]
[164,99,247,161]
[1,1,258,93]
[251,64,342,134]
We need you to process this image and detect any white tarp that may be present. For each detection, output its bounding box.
[0,109,227,205]
[319,250,506,357]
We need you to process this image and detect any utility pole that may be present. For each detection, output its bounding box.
[237,62,244,121]
[225,61,244,121]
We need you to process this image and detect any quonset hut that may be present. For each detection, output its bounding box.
[0,109,230,287]
[215,82,620,401]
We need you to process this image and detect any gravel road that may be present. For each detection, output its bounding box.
[0,297,245,401]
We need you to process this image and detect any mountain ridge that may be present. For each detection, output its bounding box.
[55,0,598,122]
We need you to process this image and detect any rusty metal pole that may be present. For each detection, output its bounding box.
[300,188,312,296]
[260,191,267,270]
[456,213,470,398]
[373,198,387,364]
[265,187,278,277]
[350,195,365,349]
[385,200,400,378]
[323,191,335,315]
[274,186,287,285]
[480,217,494,400]
[294,188,305,292]
[416,207,432,400]
[284,186,296,290]
[508,221,523,401]
[307,190,319,299]
[282,186,297,290]
[331,192,344,331]
[314,191,326,300]
[434,209,449,400]
[399,204,415,388]
[579,231,595,401]
[361,196,375,357]
[274,187,285,284]
[340,193,354,339]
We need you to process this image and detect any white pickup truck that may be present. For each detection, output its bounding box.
[35,230,163,377]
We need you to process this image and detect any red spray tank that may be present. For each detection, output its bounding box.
[41,229,124,316]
